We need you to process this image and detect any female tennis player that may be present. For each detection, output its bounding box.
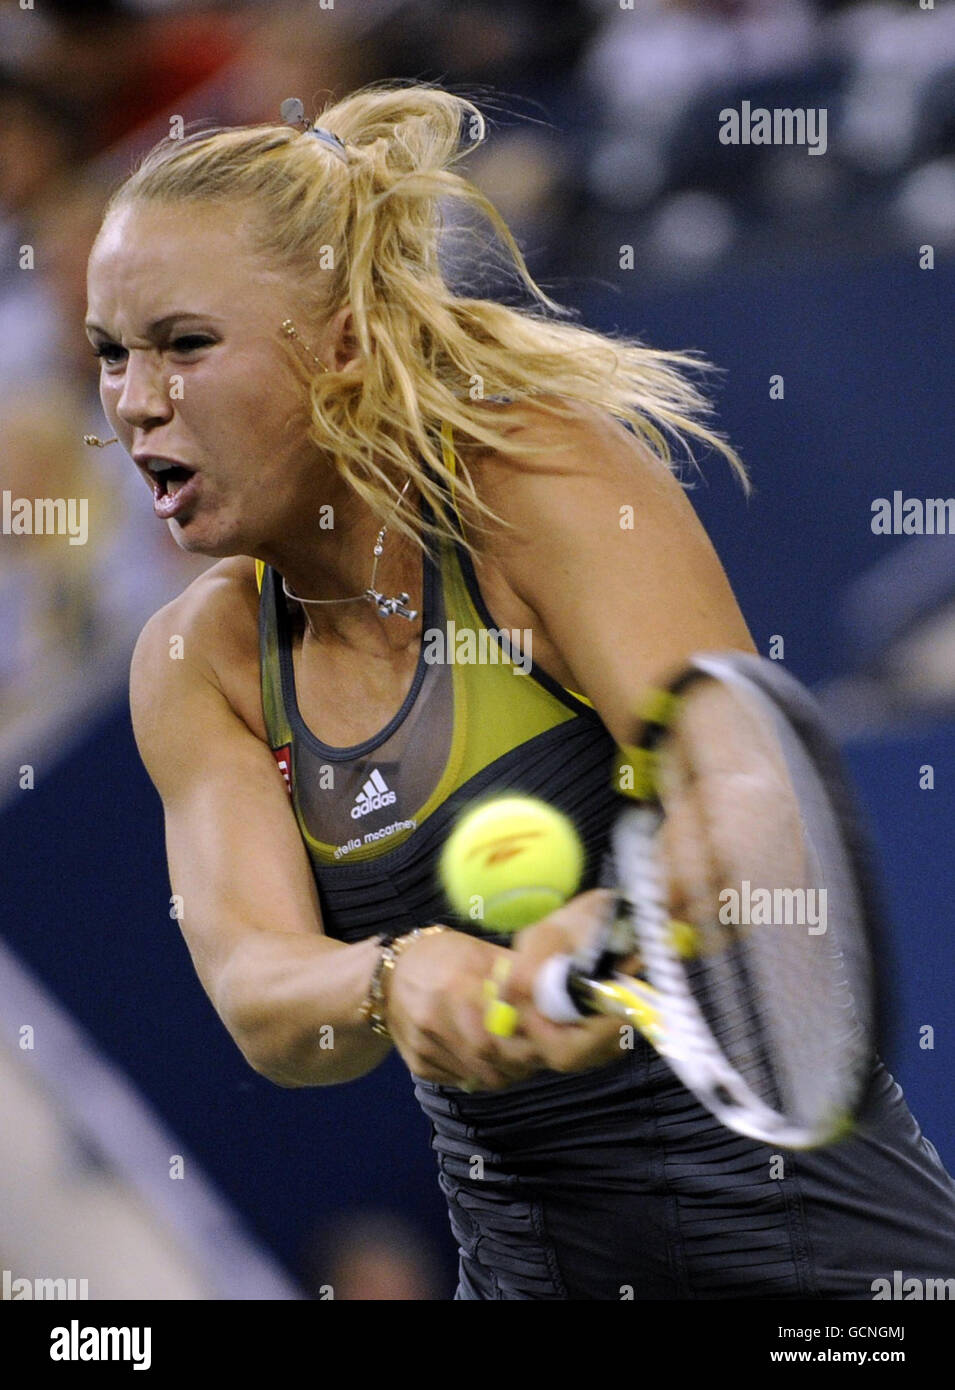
[86,85,955,1299]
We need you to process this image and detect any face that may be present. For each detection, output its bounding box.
[86,199,345,557]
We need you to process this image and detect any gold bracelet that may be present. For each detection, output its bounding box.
[360,926,447,1039]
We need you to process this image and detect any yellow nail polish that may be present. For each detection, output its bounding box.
[484,1000,519,1038]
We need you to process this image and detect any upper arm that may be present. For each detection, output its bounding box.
[475,403,756,745]
[129,597,325,1013]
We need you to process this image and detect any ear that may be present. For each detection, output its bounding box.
[324,305,361,374]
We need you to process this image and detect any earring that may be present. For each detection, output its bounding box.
[281,319,328,373]
[83,435,118,447]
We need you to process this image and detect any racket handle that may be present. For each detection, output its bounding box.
[534,896,639,1023]
[534,954,599,1023]
[535,958,665,1047]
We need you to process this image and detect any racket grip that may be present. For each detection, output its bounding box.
[534,955,598,1023]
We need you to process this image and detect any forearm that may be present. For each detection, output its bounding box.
[214,931,390,1086]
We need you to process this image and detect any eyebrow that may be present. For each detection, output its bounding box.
[84,313,224,337]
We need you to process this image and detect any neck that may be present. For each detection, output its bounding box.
[259,484,424,651]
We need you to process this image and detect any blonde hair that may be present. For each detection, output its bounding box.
[102,83,748,555]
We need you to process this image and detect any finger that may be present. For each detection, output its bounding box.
[474,964,550,1071]
[477,956,523,1039]
[416,1060,472,1088]
[393,1032,469,1089]
[455,1003,545,1081]
[510,890,618,974]
[417,1020,515,1091]
[519,1008,623,1067]
[392,1017,474,1083]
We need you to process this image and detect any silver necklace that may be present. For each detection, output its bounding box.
[281,480,418,620]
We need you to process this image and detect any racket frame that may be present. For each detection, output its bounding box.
[541,651,889,1150]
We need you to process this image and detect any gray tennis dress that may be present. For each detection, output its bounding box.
[255,481,955,1299]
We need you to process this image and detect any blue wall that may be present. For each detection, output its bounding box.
[581,253,954,684]
[3,251,952,1289]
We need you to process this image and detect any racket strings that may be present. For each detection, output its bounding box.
[657,733,784,1106]
[652,681,872,1134]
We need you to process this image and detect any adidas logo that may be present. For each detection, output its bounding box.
[350,768,397,820]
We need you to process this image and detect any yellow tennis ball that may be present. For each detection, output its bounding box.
[439,795,584,932]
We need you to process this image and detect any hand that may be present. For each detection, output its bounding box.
[503,889,632,1075]
[384,927,548,1091]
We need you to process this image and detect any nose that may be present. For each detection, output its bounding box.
[114,350,175,432]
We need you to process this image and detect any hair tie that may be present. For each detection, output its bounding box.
[309,126,349,163]
[280,97,349,165]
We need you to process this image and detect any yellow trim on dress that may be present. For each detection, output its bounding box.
[440,420,595,710]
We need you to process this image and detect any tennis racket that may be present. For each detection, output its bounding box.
[533,651,886,1150]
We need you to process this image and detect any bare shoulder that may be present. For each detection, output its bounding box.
[132,555,259,679]
[131,555,265,738]
[455,400,753,731]
[459,396,695,546]
[463,395,637,465]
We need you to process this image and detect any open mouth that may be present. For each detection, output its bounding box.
[148,461,196,497]
[141,459,203,521]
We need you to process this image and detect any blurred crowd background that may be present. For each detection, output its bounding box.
[3,0,955,736]
[2,0,954,1301]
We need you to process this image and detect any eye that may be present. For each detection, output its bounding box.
[170,334,216,355]
[91,341,126,367]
